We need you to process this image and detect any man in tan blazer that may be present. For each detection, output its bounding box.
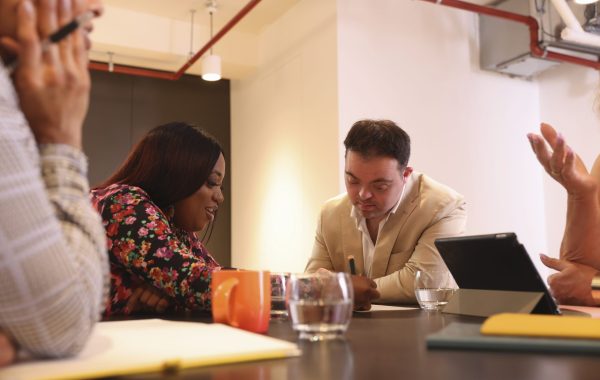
[305,119,466,309]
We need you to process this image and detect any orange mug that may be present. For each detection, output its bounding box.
[211,270,271,333]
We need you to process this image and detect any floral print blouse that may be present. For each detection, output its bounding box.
[91,183,221,316]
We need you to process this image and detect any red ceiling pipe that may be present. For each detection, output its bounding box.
[88,61,176,80]
[173,0,262,79]
[89,0,263,80]
[419,0,600,70]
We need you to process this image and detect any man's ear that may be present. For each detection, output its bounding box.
[403,166,413,178]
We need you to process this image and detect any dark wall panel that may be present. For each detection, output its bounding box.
[83,71,231,266]
[84,71,133,187]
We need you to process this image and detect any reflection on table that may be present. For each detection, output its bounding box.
[121,309,600,380]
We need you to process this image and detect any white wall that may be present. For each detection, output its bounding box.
[538,65,600,259]
[230,0,339,272]
[230,0,600,280]
[337,1,549,275]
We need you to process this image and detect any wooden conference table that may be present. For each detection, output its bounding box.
[121,309,600,380]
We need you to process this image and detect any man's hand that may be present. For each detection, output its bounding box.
[125,283,170,314]
[0,332,16,367]
[540,254,598,306]
[351,275,380,311]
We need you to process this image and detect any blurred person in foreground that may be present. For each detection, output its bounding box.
[0,0,108,364]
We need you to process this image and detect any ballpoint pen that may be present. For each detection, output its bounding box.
[348,255,357,275]
[6,10,95,74]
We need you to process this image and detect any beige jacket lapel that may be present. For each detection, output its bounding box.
[370,174,419,278]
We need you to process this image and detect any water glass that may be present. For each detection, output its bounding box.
[286,272,354,342]
[270,272,291,320]
[414,269,456,311]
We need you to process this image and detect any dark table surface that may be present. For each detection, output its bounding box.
[120,309,600,380]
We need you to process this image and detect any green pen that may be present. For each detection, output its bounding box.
[348,255,357,275]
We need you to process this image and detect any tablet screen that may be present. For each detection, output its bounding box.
[434,233,560,315]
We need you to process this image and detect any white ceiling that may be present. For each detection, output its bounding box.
[91,0,499,79]
[91,0,301,79]
[102,0,300,33]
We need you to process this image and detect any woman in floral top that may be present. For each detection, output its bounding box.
[91,122,225,316]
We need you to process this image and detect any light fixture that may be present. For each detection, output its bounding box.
[188,9,196,58]
[575,0,599,4]
[583,1,600,33]
[202,0,221,81]
[107,51,114,72]
[550,0,600,47]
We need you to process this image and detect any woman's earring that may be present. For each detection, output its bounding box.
[166,205,175,219]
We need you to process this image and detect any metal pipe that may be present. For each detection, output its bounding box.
[418,0,600,70]
[88,61,176,80]
[89,0,263,80]
[173,0,262,79]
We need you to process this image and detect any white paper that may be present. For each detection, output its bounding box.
[356,304,418,312]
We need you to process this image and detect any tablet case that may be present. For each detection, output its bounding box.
[426,321,600,354]
[442,289,544,317]
[434,233,560,316]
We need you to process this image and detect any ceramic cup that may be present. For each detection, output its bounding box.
[211,270,271,333]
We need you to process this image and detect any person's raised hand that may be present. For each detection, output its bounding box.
[540,254,598,306]
[527,123,597,199]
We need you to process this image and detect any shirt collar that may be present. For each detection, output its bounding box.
[350,186,405,227]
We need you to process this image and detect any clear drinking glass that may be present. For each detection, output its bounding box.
[286,272,354,341]
[414,269,456,311]
[270,272,291,320]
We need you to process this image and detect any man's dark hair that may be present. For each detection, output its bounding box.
[344,119,411,167]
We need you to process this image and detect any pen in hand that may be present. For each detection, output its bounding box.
[6,10,95,74]
[348,255,357,275]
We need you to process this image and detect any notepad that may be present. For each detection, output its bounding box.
[0,319,301,380]
[355,304,418,312]
[481,313,600,339]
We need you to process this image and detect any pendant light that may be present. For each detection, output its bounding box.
[202,0,221,81]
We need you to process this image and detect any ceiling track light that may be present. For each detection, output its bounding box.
[189,9,196,58]
[107,51,114,72]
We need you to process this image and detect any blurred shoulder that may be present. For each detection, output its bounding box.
[320,193,351,214]
[418,173,464,204]
[408,172,466,217]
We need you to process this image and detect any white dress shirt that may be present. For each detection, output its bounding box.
[350,190,404,277]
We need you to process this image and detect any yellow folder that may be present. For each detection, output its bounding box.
[481,313,600,339]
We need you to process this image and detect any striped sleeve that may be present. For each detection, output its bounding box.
[0,68,108,358]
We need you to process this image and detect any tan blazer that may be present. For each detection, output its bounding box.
[305,172,467,303]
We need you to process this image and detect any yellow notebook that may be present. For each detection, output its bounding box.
[481,313,600,339]
[0,319,300,380]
